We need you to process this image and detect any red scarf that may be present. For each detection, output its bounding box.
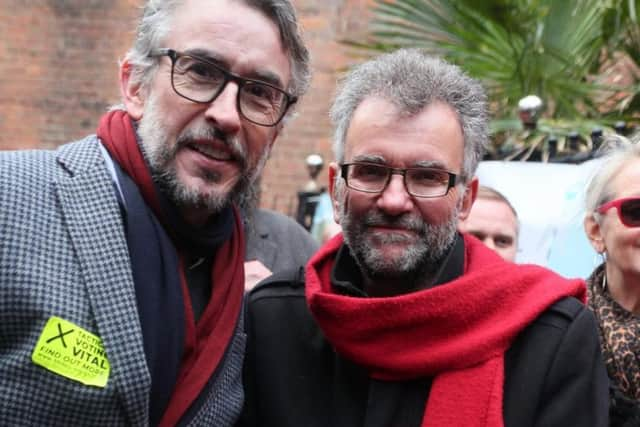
[306,233,586,427]
[97,110,244,426]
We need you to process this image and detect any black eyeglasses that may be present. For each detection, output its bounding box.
[597,197,640,227]
[340,162,459,198]
[148,48,296,127]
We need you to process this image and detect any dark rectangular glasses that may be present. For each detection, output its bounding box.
[340,162,459,198]
[597,197,640,227]
[148,48,296,126]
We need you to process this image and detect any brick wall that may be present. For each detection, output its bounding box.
[0,0,372,215]
[261,0,372,213]
[0,0,137,150]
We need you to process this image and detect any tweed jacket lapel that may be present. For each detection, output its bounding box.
[55,138,151,426]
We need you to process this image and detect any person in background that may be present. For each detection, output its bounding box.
[240,49,608,427]
[458,185,519,261]
[583,136,640,426]
[0,0,309,425]
[310,191,342,244]
[239,180,319,291]
[244,208,318,290]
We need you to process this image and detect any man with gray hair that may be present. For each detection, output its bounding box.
[0,0,309,425]
[241,49,608,426]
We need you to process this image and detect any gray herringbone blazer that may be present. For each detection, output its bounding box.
[0,137,244,426]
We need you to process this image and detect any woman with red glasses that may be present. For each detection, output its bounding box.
[584,136,640,426]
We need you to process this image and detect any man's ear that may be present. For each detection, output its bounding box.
[120,59,146,120]
[457,176,478,221]
[584,214,606,253]
[328,162,342,223]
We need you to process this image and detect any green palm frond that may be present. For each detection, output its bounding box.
[345,0,638,159]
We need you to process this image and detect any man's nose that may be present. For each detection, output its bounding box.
[204,82,242,134]
[376,174,414,215]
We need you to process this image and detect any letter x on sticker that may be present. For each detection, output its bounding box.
[46,323,74,348]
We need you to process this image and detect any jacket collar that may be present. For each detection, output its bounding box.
[55,137,151,426]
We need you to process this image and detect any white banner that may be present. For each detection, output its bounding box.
[476,159,604,278]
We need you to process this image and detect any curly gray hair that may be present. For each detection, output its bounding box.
[330,49,488,183]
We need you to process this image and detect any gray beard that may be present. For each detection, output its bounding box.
[136,97,265,216]
[340,204,459,287]
[149,156,249,214]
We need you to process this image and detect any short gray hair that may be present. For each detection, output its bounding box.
[330,49,488,182]
[123,0,310,103]
[585,134,640,218]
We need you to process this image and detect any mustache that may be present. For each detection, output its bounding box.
[363,211,425,232]
[176,126,247,168]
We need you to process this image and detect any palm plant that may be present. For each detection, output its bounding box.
[346,0,639,160]
[601,0,640,114]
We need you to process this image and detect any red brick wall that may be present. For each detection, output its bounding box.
[262,0,372,213]
[0,0,371,215]
[0,0,136,150]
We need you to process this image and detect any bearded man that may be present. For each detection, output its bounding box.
[240,49,608,427]
[0,0,310,425]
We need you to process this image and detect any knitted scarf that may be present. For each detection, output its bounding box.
[97,110,244,427]
[306,233,586,427]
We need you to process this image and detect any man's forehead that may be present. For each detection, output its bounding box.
[468,199,518,232]
[343,97,465,170]
[165,0,291,87]
[348,153,449,170]
[474,198,516,217]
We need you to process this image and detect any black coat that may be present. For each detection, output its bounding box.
[240,265,609,427]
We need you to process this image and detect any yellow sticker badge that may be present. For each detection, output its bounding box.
[31,316,110,387]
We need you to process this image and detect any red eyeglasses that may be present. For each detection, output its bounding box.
[597,197,640,227]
